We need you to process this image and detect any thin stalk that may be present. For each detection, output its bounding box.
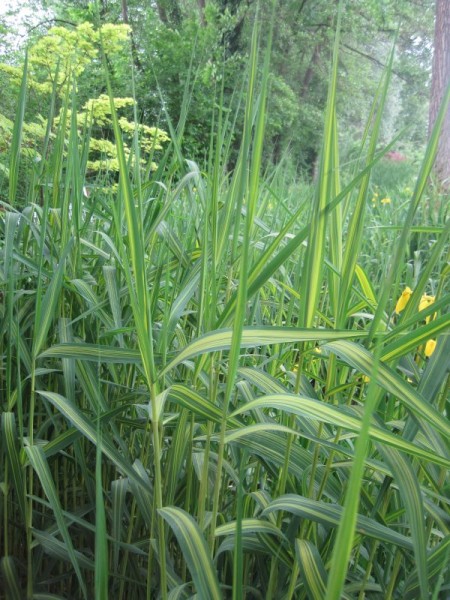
[209,10,270,549]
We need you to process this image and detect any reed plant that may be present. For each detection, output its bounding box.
[1,7,449,600]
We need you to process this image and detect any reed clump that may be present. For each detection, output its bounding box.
[0,11,449,600]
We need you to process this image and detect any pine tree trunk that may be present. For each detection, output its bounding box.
[429,0,450,187]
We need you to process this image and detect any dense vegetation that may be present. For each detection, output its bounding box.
[0,1,449,599]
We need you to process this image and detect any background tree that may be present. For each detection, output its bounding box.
[429,0,450,187]
[0,20,169,202]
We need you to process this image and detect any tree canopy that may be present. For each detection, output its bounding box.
[0,0,439,179]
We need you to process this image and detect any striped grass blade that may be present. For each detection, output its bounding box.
[159,507,222,600]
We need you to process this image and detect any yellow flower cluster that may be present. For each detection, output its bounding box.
[395,287,437,357]
[370,189,391,205]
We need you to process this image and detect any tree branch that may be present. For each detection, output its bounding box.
[341,43,409,82]
[26,18,77,36]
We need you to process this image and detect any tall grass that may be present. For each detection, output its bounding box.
[1,10,450,600]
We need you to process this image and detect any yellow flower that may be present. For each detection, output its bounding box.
[381,197,391,205]
[395,287,413,313]
[425,339,436,357]
[419,294,436,323]
[394,290,438,358]
[419,294,435,311]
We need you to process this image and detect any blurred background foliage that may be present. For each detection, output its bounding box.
[0,0,436,183]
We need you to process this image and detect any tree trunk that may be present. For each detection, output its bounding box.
[429,0,450,187]
[301,43,321,97]
[155,1,169,24]
[198,0,206,26]
[121,0,129,23]
[155,1,181,27]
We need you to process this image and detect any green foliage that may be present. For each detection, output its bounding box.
[0,0,437,174]
[1,22,131,95]
[58,94,169,174]
[370,155,417,198]
[0,22,169,199]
